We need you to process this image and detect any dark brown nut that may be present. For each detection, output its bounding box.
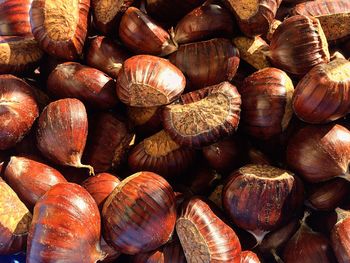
[128,130,196,178]
[0,178,32,255]
[239,67,294,139]
[47,62,118,110]
[163,81,241,148]
[0,75,39,150]
[3,156,67,209]
[176,197,242,262]
[119,7,177,56]
[116,55,186,107]
[0,0,32,36]
[91,0,135,35]
[286,124,350,183]
[86,36,130,79]
[174,4,235,44]
[169,38,240,90]
[331,208,350,263]
[0,36,43,74]
[292,0,350,43]
[127,106,163,137]
[292,58,350,124]
[223,164,303,244]
[102,172,177,255]
[83,112,134,173]
[26,183,106,262]
[30,0,90,60]
[224,0,282,37]
[268,15,330,76]
[266,19,281,42]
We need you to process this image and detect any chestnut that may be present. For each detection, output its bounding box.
[127,106,163,137]
[0,0,32,36]
[100,236,121,263]
[286,124,350,183]
[26,183,106,262]
[47,62,118,110]
[0,178,32,255]
[102,171,177,254]
[239,67,294,139]
[116,55,186,107]
[86,36,130,79]
[292,58,350,124]
[83,112,134,173]
[82,172,120,209]
[163,81,241,148]
[292,0,350,43]
[30,0,90,60]
[186,164,221,196]
[176,197,242,262]
[3,156,67,209]
[128,130,196,178]
[223,164,303,243]
[169,38,240,90]
[119,7,177,56]
[268,15,330,76]
[36,98,94,174]
[240,251,261,263]
[0,36,43,74]
[331,208,350,262]
[0,75,39,150]
[224,0,282,37]
[174,4,235,44]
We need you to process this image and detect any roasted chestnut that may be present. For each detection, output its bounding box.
[223,164,303,243]
[0,178,32,255]
[0,75,39,150]
[163,81,241,148]
[36,98,94,174]
[3,156,67,209]
[30,0,90,60]
[176,197,242,262]
[117,55,186,107]
[239,67,294,139]
[292,58,350,124]
[102,171,177,254]
[26,183,106,262]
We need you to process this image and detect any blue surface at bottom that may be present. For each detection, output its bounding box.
[0,252,26,263]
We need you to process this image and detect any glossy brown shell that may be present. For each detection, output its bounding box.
[225,0,282,37]
[128,130,196,178]
[102,171,176,255]
[240,67,294,139]
[30,0,90,60]
[331,210,350,263]
[26,183,105,262]
[47,62,118,110]
[176,197,242,262]
[119,7,177,56]
[82,172,120,209]
[286,124,350,183]
[169,38,240,90]
[292,58,350,124]
[163,82,241,148]
[117,55,186,107]
[83,112,134,173]
[269,15,330,76]
[86,36,130,79]
[0,0,32,36]
[3,156,67,209]
[0,36,43,74]
[174,4,235,44]
[0,75,39,150]
[0,178,32,255]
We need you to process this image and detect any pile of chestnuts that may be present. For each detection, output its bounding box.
[0,0,349,262]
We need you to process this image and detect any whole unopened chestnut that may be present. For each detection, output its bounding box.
[3,156,67,209]
[102,171,176,254]
[0,75,39,150]
[223,164,303,243]
[26,183,106,262]
[0,178,32,255]
[331,208,350,263]
[36,98,94,174]
[176,197,242,262]
[286,124,350,183]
